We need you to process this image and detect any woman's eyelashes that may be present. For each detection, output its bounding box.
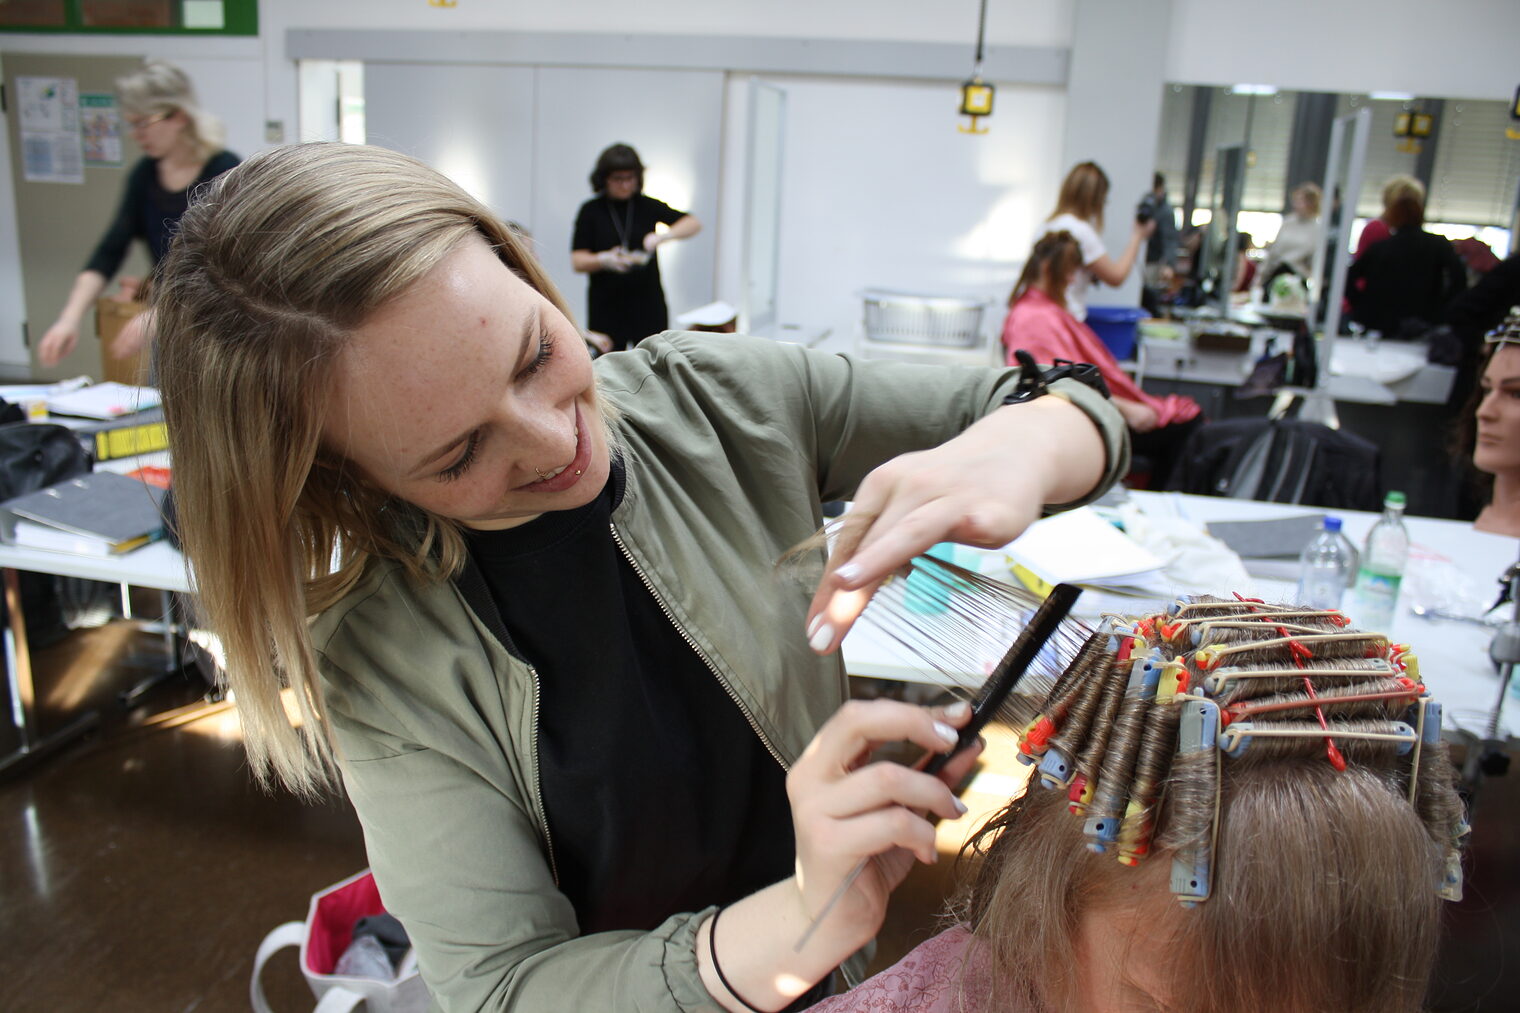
[436,334,557,482]
[439,430,481,482]
[519,333,555,379]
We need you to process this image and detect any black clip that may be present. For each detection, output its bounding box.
[1004,350,1111,405]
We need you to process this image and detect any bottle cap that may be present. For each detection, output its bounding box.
[1323,516,1342,532]
[1386,491,1406,508]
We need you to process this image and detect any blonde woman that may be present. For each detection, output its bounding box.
[1258,181,1323,291]
[151,143,1127,1012]
[37,58,238,367]
[1355,174,1426,259]
[1040,161,1155,320]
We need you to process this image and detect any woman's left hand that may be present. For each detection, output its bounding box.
[110,310,154,360]
[641,231,663,252]
[805,395,1106,653]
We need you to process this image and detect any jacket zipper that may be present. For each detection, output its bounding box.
[609,522,788,771]
[526,662,560,885]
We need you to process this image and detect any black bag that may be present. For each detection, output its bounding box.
[0,422,116,645]
[0,422,91,501]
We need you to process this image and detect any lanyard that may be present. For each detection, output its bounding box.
[606,198,636,251]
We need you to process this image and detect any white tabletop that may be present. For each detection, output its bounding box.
[841,491,1520,739]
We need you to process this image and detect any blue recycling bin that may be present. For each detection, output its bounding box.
[1086,305,1147,360]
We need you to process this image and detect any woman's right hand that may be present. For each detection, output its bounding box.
[787,698,982,949]
[37,320,79,367]
[1135,217,1157,241]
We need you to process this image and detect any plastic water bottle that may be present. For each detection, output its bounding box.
[1349,491,1410,631]
[1295,516,1356,610]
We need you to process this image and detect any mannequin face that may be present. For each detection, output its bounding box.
[1474,345,1520,477]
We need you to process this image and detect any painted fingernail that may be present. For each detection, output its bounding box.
[806,613,824,638]
[953,798,969,816]
[945,701,971,721]
[809,621,835,653]
[934,721,959,747]
[834,562,863,585]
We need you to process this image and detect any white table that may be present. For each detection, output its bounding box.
[841,491,1520,740]
[1,452,192,775]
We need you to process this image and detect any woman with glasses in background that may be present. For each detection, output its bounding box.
[37,58,239,368]
[571,143,701,353]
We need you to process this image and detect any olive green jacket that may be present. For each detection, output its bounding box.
[311,332,1128,1012]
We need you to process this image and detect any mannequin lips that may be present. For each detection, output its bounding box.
[523,406,591,494]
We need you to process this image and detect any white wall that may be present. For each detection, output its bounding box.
[741,74,1067,348]
[1167,0,1520,101]
[1064,0,1172,310]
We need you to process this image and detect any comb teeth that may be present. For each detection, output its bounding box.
[858,554,1092,731]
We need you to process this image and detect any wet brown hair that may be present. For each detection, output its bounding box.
[1010,231,1083,306]
[956,599,1463,1013]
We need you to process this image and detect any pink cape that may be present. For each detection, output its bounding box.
[804,926,1003,1013]
[1001,289,1200,428]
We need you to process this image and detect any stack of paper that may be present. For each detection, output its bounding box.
[1000,507,1168,607]
[46,382,160,420]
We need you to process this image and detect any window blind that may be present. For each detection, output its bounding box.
[1428,99,1520,226]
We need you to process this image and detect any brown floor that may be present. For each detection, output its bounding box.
[2,626,1517,1010]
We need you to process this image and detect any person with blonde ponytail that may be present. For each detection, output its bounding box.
[152,143,1128,1012]
[38,58,238,367]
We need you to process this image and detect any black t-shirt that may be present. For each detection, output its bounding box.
[572,194,687,351]
[1346,227,1467,337]
[464,458,795,934]
[84,150,241,278]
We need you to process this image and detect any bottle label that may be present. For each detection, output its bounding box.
[1351,570,1401,629]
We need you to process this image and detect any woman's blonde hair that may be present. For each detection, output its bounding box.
[153,143,577,796]
[1382,174,1426,211]
[1049,161,1110,231]
[117,58,224,162]
[1291,181,1323,217]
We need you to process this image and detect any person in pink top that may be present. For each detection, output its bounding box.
[806,599,1466,1013]
[1003,231,1202,488]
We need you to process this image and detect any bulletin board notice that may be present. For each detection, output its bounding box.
[80,92,124,167]
[18,75,84,184]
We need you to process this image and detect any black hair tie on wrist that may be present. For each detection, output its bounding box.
[1003,348,1111,404]
[709,906,768,1013]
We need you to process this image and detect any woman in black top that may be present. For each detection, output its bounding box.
[38,59,239,367]
[1345,194,1466,339]
[571,143,701,352]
